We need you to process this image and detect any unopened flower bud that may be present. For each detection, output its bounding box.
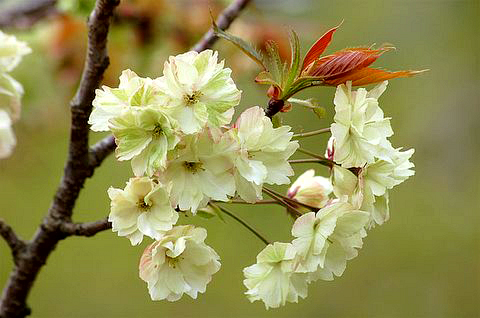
[325,136,335,161]
[287,169,333,209]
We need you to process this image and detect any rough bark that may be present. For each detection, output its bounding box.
[0,1,119,316]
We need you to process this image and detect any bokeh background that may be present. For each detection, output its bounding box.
[1,0,479,317]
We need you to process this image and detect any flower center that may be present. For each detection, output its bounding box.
[137,198,151,211]
[166,255,183,269]
[183,91,202,106]
[183,161,203,174]
[152,124,163,138]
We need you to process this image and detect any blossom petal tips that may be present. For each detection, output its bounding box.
[330,81,393,168]
[108,177,178,245]
[243,242,308,309]
[89,70,164,132]
[139,225,221,301]
[232,106,299,202]
[157,50,241,134]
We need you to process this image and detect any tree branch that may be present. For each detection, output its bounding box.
[192,0,252,52]
[61,218,111,237]
[0,0,58,30]
[88,0,253,169]
[0,220,26,264]
[88,135,115,169]
[0,1,120,317]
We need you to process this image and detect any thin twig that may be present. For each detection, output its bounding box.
[261,188,303,218]
[0,0,58,29]
[88,135,116,169]
[263,187,318,211]
[293,128,330,138]
[192,0,252,52]
[0,220,26,262]
[211,203,270,245]
[297,147,336,168]
[288,158,334,168]
[215,199,280,205]
[61,218,111,237]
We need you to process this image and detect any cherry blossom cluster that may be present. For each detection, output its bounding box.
[0,31,31,159]
[243,81,415,308]
[89,50,299,301]
[90,49,414,307]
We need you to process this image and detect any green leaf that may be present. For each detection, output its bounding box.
[283,76,326,100]
[264,40,285,86]
[255,71,280,87]
[213,21,265,69]
[284,30,301,90]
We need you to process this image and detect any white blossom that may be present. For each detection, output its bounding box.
[139,225,221,301]
[360,147,415,226]
[287,169,333,209]
[163,132,235,212]
[243,242,308,309]
[0,73,24,121]
[156,50,241,134]
[89,69,163,131]
[107,177,178,245]
[0,109,15,159]
[330,81,393,168]
[108,107,180,176]
[231,106,298,202]
[0,31,31,73]
[291,200,369,282]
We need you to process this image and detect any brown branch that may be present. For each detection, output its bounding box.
[61,218,112,237]
[88,0,253,169]
[88,135,116,169]
[192,0,252,52]
[0,0,58,29]
[0,220,26,265]
[0,1,119,317]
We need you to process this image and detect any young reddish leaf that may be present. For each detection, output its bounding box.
[324,68,428,86]
[301,23,342,71]
[303,47,391,78]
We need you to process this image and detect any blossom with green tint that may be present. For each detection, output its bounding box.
[109,107,180,176]
[243,242,308,309]
[292,200,369,282]
[108,177,179,245]
[231,106,298,202]
[0,73,23,121]
[0,109,15,159]
[330,81,393,168]
[89,69,163,132]
[0,31,31,73]
[139,225,221,301]
[360,146,415,226]
[163,132,236,212]
[156,50,241,134]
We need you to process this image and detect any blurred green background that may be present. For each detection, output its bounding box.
[1,0,479,317]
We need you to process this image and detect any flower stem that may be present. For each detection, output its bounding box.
[218,199,280,205]
[261,188,304,218]
[296,148,335,167]
[263,187,318,211]
[293,128,331,138]
[211,203,270,245]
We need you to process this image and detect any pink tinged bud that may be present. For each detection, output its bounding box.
[287,169,333,209]
[325,136,335,161]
